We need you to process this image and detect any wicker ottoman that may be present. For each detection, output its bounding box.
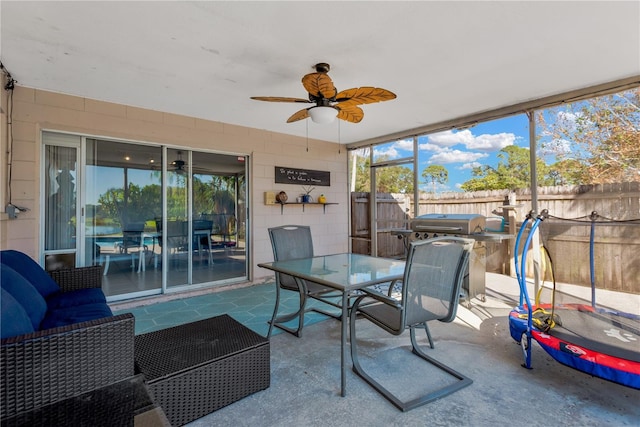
[0,374,170,427]
[134,314,270,426]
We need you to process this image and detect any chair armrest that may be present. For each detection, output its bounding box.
[48,265,103,292]
[357,287,402,309]
[1,313,135,420]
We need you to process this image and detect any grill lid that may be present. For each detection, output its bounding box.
[411,213,486,235]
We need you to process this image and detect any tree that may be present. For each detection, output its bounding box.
[97,183,162,226]
[351,153,413,193]
[537,88,640,184]
[421,165,448,193]
[546,158,588,185]
[193,175,237,216]
[460,145,552,191]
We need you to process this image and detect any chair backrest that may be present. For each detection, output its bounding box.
[402,236,474,327]
[166,220,186,236]
[268,225,314,289]
[193,220,213,232]
[192,220,213,247]
[165,220,188,251]
[121,222,145,252]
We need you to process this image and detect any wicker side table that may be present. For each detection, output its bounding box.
[134,314,270,426]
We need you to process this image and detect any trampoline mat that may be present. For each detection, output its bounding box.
[548,306,640,363]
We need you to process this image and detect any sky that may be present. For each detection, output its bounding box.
[370,113,531,192]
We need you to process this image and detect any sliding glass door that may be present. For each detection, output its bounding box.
[43,132,248,300]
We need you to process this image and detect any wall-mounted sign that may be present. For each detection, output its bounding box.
[275,166,330,186]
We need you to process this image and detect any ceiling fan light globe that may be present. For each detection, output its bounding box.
[308,106,337,124]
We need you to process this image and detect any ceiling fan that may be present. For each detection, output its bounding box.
[251,63,396,124]
[171,151,187,174]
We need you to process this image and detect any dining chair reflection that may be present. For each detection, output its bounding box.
[193,219,213,265]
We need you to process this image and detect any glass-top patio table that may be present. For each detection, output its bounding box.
[258,253,405,397]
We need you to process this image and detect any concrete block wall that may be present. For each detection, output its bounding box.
[0,85,349,281]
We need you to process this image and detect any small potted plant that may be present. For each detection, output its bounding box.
[301,186,315,203]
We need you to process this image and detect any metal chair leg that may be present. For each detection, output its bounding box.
[268,284,308,338]
[350,301,472,411]
[268,284,343,338]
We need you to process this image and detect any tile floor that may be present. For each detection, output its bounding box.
[112,281,339,337]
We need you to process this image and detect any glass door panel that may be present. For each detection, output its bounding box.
[166,148,189,288]
[191,152,247,285]
[43,144,78,270]
[86,139,163,297]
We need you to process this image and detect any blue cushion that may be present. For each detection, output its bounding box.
[47,288,107,310]
[1,288,35,339]
[40,303,113,330]
[0,264,48,330]
[0,250,60,298]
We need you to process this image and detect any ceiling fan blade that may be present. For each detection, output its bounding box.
[286,108,311,123]
[301,72,337,100]
[250,96,312,103]
[336,105,364,123]
[335,87,397,106]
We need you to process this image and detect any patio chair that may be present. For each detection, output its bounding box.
[267,225,343,338]
[120,222,147,254]
[111,222,147,272]
[155,219,189,269]
[349,236,474,411]
[165,220,188,254]
[193,219,214,265]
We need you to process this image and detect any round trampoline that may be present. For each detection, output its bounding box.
[508,210,640,389]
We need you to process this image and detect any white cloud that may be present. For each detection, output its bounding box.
[426,129,515,152]
[429,150,488,164]
[418,142,447,153]
[394,139,414,151]
[373,146,399,158]
[466,132,515,151]
[556,111,581,131]
[428,130,475,147]
[540,138,572,156]
[459,162,482,170]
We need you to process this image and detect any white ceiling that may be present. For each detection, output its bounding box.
[1,1,639,145]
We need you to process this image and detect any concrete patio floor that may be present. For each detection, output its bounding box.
[184,274,639,426]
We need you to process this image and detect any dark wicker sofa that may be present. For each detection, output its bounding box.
[0,251,136,420]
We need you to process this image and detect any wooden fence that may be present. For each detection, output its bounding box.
[350,182,640,294]
[350,192,408,257]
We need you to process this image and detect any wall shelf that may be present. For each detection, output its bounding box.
[272,202,338,214]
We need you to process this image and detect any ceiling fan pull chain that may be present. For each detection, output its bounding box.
[338,120,341,154]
